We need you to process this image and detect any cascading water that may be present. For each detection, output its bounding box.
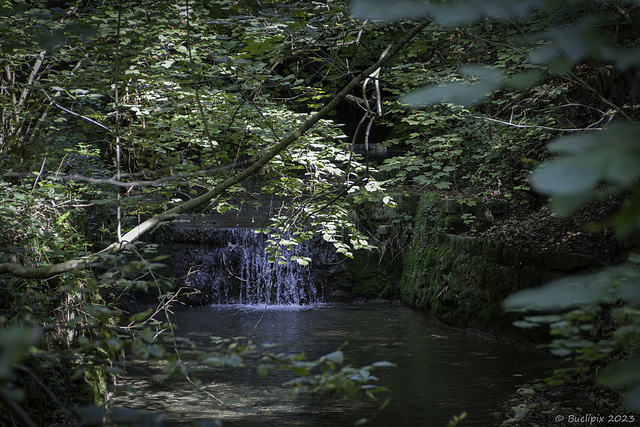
[189,228,318,305]
[170,218,344,306]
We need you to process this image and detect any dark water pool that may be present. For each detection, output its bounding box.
[109,303,558,426]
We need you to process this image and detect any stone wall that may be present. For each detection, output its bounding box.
[399,193,607,337]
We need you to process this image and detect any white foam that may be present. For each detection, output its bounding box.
[209,303,330,311]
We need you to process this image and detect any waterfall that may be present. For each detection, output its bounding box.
[171,226,327,305]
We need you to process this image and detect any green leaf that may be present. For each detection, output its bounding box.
[629,253,640,264]
[370,361,396,368]
[533,123,640,200]
[105,366,124,375]
[257,364,269,378]
[399,80,501,108]
[530,153,603,196]
[598,357,640,386]
[379,397,391,410]
[129,308,154,323]
[0,327,40,380]
[549,192,594,217]
[506,70,543,89]
[290,365,310,376]
[56,211,72,225]
[429,0,540,25]
[512,320,539,329]
[351,0,429,20]
[459,65,504,81]
[147,344,165,358]
[550,348,572,357]
[320,350,344,364]
[503,272,612,311]
[623,384,640,412]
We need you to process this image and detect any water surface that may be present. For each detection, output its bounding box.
[111,303,557,426]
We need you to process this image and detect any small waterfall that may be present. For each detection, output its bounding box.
[170,226,331,305]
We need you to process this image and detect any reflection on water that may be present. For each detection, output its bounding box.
[110,303,558,426]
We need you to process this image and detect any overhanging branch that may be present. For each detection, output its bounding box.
[0,18,431,280]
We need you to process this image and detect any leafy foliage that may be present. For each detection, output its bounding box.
[354,0,640,413]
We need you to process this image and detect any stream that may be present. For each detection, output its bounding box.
[110,303,558,426]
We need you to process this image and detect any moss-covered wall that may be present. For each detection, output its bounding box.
[399,193,597,337]
[344,249,403,298]
[344,191,417,299]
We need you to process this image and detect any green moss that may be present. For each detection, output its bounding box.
[346,250,402,298]
[84,365,108,405]
[399,194,557,337]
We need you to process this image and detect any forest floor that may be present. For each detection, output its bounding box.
[475,194,624,265]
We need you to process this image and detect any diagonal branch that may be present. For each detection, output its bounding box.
[0,19,431,280]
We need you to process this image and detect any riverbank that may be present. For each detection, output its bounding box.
[499,376,629,426]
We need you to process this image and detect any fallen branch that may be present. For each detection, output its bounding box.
[0,19,431,280]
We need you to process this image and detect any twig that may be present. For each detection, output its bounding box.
[31,156,47,192]
[185,0,214,151]
[471,115,603,132]
[565,71,633,122]
[47,98,113,132]
[60,0,83,23]
[2,158,253,188]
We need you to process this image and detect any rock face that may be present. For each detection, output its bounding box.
[168,215,348,305]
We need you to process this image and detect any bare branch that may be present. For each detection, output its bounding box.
[42,88,114,132]
[471,115,604,132]
[2,159,254,188]
[19,51,46,107]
